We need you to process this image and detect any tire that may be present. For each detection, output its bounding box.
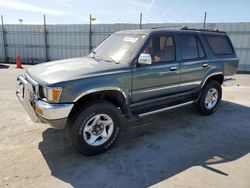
[195,80,222,115]
[69,100,121,155]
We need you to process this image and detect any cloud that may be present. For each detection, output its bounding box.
[0,0,67,16]
[60,3,73,8]
[145,0,156,14]
[56,0,74,8]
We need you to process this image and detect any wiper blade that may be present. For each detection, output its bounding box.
[106,55,119,64]
[89,49,97,60]
[95,56,119,64]
[91,49,96,54]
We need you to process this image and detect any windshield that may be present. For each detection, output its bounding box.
[92,33,146,64]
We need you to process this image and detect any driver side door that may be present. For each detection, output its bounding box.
[131,33,180,103]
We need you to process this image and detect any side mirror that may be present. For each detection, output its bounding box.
[138,53,152,65]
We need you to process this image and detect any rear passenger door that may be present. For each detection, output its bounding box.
[179,34,209,92]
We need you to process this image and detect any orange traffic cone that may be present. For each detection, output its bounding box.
[16,53,23,69]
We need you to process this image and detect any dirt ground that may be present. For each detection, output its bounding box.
[0,64,250,188]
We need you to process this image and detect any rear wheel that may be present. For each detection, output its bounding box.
[69,100,121,155]
[195,80,222,115]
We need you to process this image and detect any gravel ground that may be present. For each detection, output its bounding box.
[0,64,250,188]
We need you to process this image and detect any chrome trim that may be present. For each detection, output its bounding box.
[133,80,201,95]
[223,78,236,87]
[139,101,194,117]
[17,75,39,122]
[201,72,223,87]
[170,66,178,71]
[25,73,39,97]
[202,63,208,68]
[35,100,74,120]
[132,84,179,95]
[17,75,73,124]
[25,73,38,85]
[73,87,128,104]
[180,81,201,87]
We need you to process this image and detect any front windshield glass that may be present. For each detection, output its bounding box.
[92,33,146,64]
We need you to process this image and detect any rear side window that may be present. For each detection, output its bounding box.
[197,38,205,58]
[180,34,205,60]
[205,35,234,55]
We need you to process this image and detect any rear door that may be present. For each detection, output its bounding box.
[179,33,210,92]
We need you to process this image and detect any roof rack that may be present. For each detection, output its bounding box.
[151,25,183,29]
[180,26,226,33]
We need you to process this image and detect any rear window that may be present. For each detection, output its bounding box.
[205,35,234,55]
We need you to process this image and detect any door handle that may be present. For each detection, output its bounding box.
[202,63,208,68]
[170,66,178,71]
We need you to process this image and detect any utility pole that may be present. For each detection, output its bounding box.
[139,13,142,29]
[89,14,96,53]
[203,11,207,29]
[1,15,7,62]
[43,14,48,62]
[89,14,92,53]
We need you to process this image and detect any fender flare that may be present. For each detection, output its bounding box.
[73,86,128,104]
[201,72,223,88]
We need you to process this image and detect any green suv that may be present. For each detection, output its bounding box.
[17,27,239,155]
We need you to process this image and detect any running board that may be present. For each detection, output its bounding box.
[138,101,194,117]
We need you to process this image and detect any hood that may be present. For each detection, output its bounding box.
[26,57,129,85]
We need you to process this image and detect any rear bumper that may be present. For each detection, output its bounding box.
[16,75,73,129]
[223,78,236,87]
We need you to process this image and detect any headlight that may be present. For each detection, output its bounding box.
[42,87,62,103]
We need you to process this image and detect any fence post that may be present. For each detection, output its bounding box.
[89,14,92,53]
[1,15,7,63]
[139,13,142,29]
[43,14,48,62]
[203,11,207,29]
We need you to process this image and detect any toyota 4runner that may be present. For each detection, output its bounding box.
[17,27,239,155]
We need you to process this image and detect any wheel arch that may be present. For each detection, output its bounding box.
[201,72,224,88]
[68,87,129,124]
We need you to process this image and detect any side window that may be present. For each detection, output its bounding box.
[180,34,205,60]
[196,37,205,58]
[205,35,234,55]
[143,39,153,54]
[180,34,198,60]
[142,35,175,63]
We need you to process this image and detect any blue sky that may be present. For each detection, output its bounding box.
[0,0,249,24]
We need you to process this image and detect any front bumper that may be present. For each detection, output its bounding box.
[16,75,74,129]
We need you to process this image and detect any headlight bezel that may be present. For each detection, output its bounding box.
[42,86,62,103]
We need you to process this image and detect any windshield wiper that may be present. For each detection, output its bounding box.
[106,55,119,64]
[95,55,119,64]
[89,49,97,60]
[91,49,96,54]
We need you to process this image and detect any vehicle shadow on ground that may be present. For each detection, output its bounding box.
[39,101,250,188]
[0,64,9,69]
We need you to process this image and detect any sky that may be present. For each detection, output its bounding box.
[0,0,249,24]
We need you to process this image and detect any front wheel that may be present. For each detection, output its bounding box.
[195,80,222,115]
[69,100,121,155]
